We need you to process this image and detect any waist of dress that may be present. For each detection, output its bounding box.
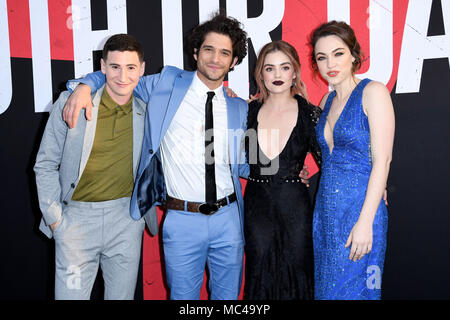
[321,161,372,176]
[248,175,304,184]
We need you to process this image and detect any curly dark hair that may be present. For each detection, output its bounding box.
[187,12,247,71]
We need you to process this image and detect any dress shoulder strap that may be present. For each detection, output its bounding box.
[354,78,372,97]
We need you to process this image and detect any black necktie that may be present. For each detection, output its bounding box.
[205,91,217,203]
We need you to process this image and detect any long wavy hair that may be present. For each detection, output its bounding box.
[254,40,309,102]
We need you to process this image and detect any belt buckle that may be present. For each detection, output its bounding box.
[198,203,219,215]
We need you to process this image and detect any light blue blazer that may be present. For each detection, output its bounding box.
[74,66,250,238]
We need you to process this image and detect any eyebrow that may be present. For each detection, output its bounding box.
[263,61,292,67]
[316,47,346,56]
[201,45,232,54]
[108,63,138,67]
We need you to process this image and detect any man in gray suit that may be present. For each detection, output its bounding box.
[34,34,150,300]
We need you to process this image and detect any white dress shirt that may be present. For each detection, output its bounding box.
[160,72,234,202]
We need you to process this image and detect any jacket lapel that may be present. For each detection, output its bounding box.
[132,97,146,179]
[78,86,103,177]
[161,71,194,147]
[151,70,195,149]
[224,88,240,171]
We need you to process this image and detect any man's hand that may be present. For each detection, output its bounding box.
[50,221,59,232]
[224,87,258,104]
[225,86,238,98]
[246,94,258,104]
[299,165,310,187]
[63,84,93,129]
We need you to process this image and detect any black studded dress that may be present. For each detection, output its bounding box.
[243,95,321,300]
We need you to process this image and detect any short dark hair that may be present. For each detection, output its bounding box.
[309,20,363,74]
[187,12,247,71]
[102,33,144,62]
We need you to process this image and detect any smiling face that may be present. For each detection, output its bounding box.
[101,50,145,105]
[261,50,296,96]
[194,32,238,90]
[314,35,356,85]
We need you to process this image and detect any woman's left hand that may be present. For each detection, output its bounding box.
[345,218,373,262]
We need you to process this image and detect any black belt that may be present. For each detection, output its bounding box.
[248,176,303,183]
[164,193,237,215]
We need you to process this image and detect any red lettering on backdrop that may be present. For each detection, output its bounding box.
[48,0,74,61]
[282,0,328,176]
[7,0,31,58]
[282,0,328,106]
[143,208,168,300]
[351,0,370,75]
[7,0,73,60]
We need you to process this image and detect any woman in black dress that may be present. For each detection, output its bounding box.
[244,40,321,300]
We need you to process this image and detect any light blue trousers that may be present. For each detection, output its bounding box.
[162,201,244,300]
[53,197,145,300]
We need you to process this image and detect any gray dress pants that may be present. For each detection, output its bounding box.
[53,197,145,300]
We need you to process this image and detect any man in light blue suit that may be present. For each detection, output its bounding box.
[63,13,249,300]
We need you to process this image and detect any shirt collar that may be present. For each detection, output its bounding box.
[191,72,224,100]
[101,88,133,114]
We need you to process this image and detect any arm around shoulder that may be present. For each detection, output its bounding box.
[66,70,105,93]
[63,83,94,128]
[132,65,188,103]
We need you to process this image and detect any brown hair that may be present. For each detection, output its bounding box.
[254,40,309,102]
[309,20,363,74]
[102,33,144,62]
[187,11,247,71]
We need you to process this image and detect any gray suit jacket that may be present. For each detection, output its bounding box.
[34,86,152,239]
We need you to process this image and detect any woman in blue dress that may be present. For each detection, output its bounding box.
[309,21,395,299]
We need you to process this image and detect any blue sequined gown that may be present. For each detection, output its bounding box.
[313,79,388,300]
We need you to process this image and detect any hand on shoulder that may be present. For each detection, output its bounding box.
[62,84,93,129]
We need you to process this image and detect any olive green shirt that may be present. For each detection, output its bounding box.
[72,89,134,201]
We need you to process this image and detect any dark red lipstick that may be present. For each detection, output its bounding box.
[272,81,284,86]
